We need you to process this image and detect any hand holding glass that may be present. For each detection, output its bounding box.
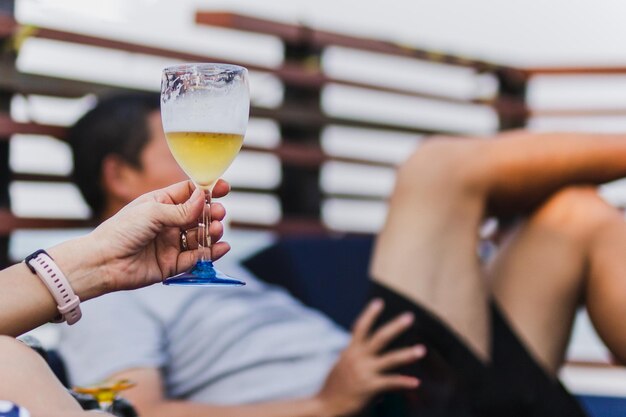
[161,63,249,285]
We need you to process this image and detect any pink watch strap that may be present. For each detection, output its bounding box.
[25,250,82,325]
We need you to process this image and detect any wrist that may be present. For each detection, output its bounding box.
[311,395,338,417]
[47,235,112,301]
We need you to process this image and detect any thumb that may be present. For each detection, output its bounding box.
[151,187,205,227]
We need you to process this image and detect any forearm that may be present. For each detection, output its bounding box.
[0,261,59,335]
[0,236,110,336]
[477,132,626,212]
[136,398,335,417]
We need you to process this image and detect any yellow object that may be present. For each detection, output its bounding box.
[166,131,244,188]
[74,379,136,408]
[10,25,38,53]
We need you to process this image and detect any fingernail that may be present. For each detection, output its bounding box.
[413,345,426,358]
[400,312,414,324]
[370,298,384,310]
[412,378,421,388]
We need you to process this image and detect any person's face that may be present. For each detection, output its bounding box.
[126,111,188,199]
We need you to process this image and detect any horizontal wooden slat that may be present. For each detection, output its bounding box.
[0,18,497,106]
[530,108,626,118]
[8,176,278,200]
[0,209,93,235]
[0,208,327,237]
[231,217,329,235]
[0,114,67,138]
[9,173,277,195]
[11,172,70,183]
[195,12,509,73]
[525,66,626,76]
[0,13,17,38]
[566,360,620,369]
[0,58,140,98]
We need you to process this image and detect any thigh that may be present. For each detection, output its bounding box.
[371,139,492,361]
[0,336,83,414]
[489,187,616,374]
[368,284,589,417]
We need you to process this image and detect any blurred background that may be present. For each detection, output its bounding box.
[5,0,626,405]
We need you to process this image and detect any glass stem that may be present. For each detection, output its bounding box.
[198,188,212,262]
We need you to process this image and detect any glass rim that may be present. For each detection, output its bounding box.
[162,63,247,75]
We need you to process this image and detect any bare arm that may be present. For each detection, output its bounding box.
[0,180,230,336]
[112,367,329,417]
[113,300,425,417]
[0,237,109,336]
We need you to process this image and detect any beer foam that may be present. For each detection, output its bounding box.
[161,87,249,134]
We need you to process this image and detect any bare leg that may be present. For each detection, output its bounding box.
[586,206,626,364]
[371,132,626,362]
[489,187,622,374]
[372,139,490,360]
[0,336,110,416]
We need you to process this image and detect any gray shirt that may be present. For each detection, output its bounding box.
[59,262,349,404]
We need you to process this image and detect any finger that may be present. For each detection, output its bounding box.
[145,180,196,206]
[210,202,226,222]
[211,241,231,261]
[351,299,385,343]
[367,312,414,353]
[156,228,187,279]
[176,249,199,274]
[174,202,225,240]
[373,375,420,392]
[180,223,223,250]
[374,345,426,372]
[211,179,230,199]
[174,242,230,274]
[149,187,205,228]
[209,220,224,243]
[180,228,198,250]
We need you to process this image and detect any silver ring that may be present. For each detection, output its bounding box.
[180,230,189,251]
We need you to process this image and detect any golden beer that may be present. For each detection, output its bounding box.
[165,132,244,188]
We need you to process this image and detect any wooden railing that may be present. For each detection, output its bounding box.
[2,6,626,267]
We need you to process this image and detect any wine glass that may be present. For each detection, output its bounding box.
[160,63,249,286]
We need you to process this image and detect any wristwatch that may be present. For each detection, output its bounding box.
[24,249,82,325]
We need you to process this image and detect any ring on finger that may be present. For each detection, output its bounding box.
[180,229,189,251]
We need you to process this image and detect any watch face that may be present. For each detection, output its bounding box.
[0,401,30,417]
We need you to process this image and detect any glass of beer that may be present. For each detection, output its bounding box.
[160,63,249,286]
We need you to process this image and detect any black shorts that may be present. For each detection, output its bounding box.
[366,283,588,417]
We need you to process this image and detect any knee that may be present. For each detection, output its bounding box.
[0,336,43,366]
[396,137,489,196]
[530,186,621,242]
[0,336,25,355]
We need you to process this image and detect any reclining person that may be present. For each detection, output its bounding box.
[59,93,424,417]
[61,92,626,416]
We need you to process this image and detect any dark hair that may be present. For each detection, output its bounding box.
[68,92,160,217]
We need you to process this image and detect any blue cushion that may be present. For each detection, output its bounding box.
[243,235,374,330]
[578,395,626,417]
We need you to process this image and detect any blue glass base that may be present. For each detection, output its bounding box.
[163,260,245,286]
